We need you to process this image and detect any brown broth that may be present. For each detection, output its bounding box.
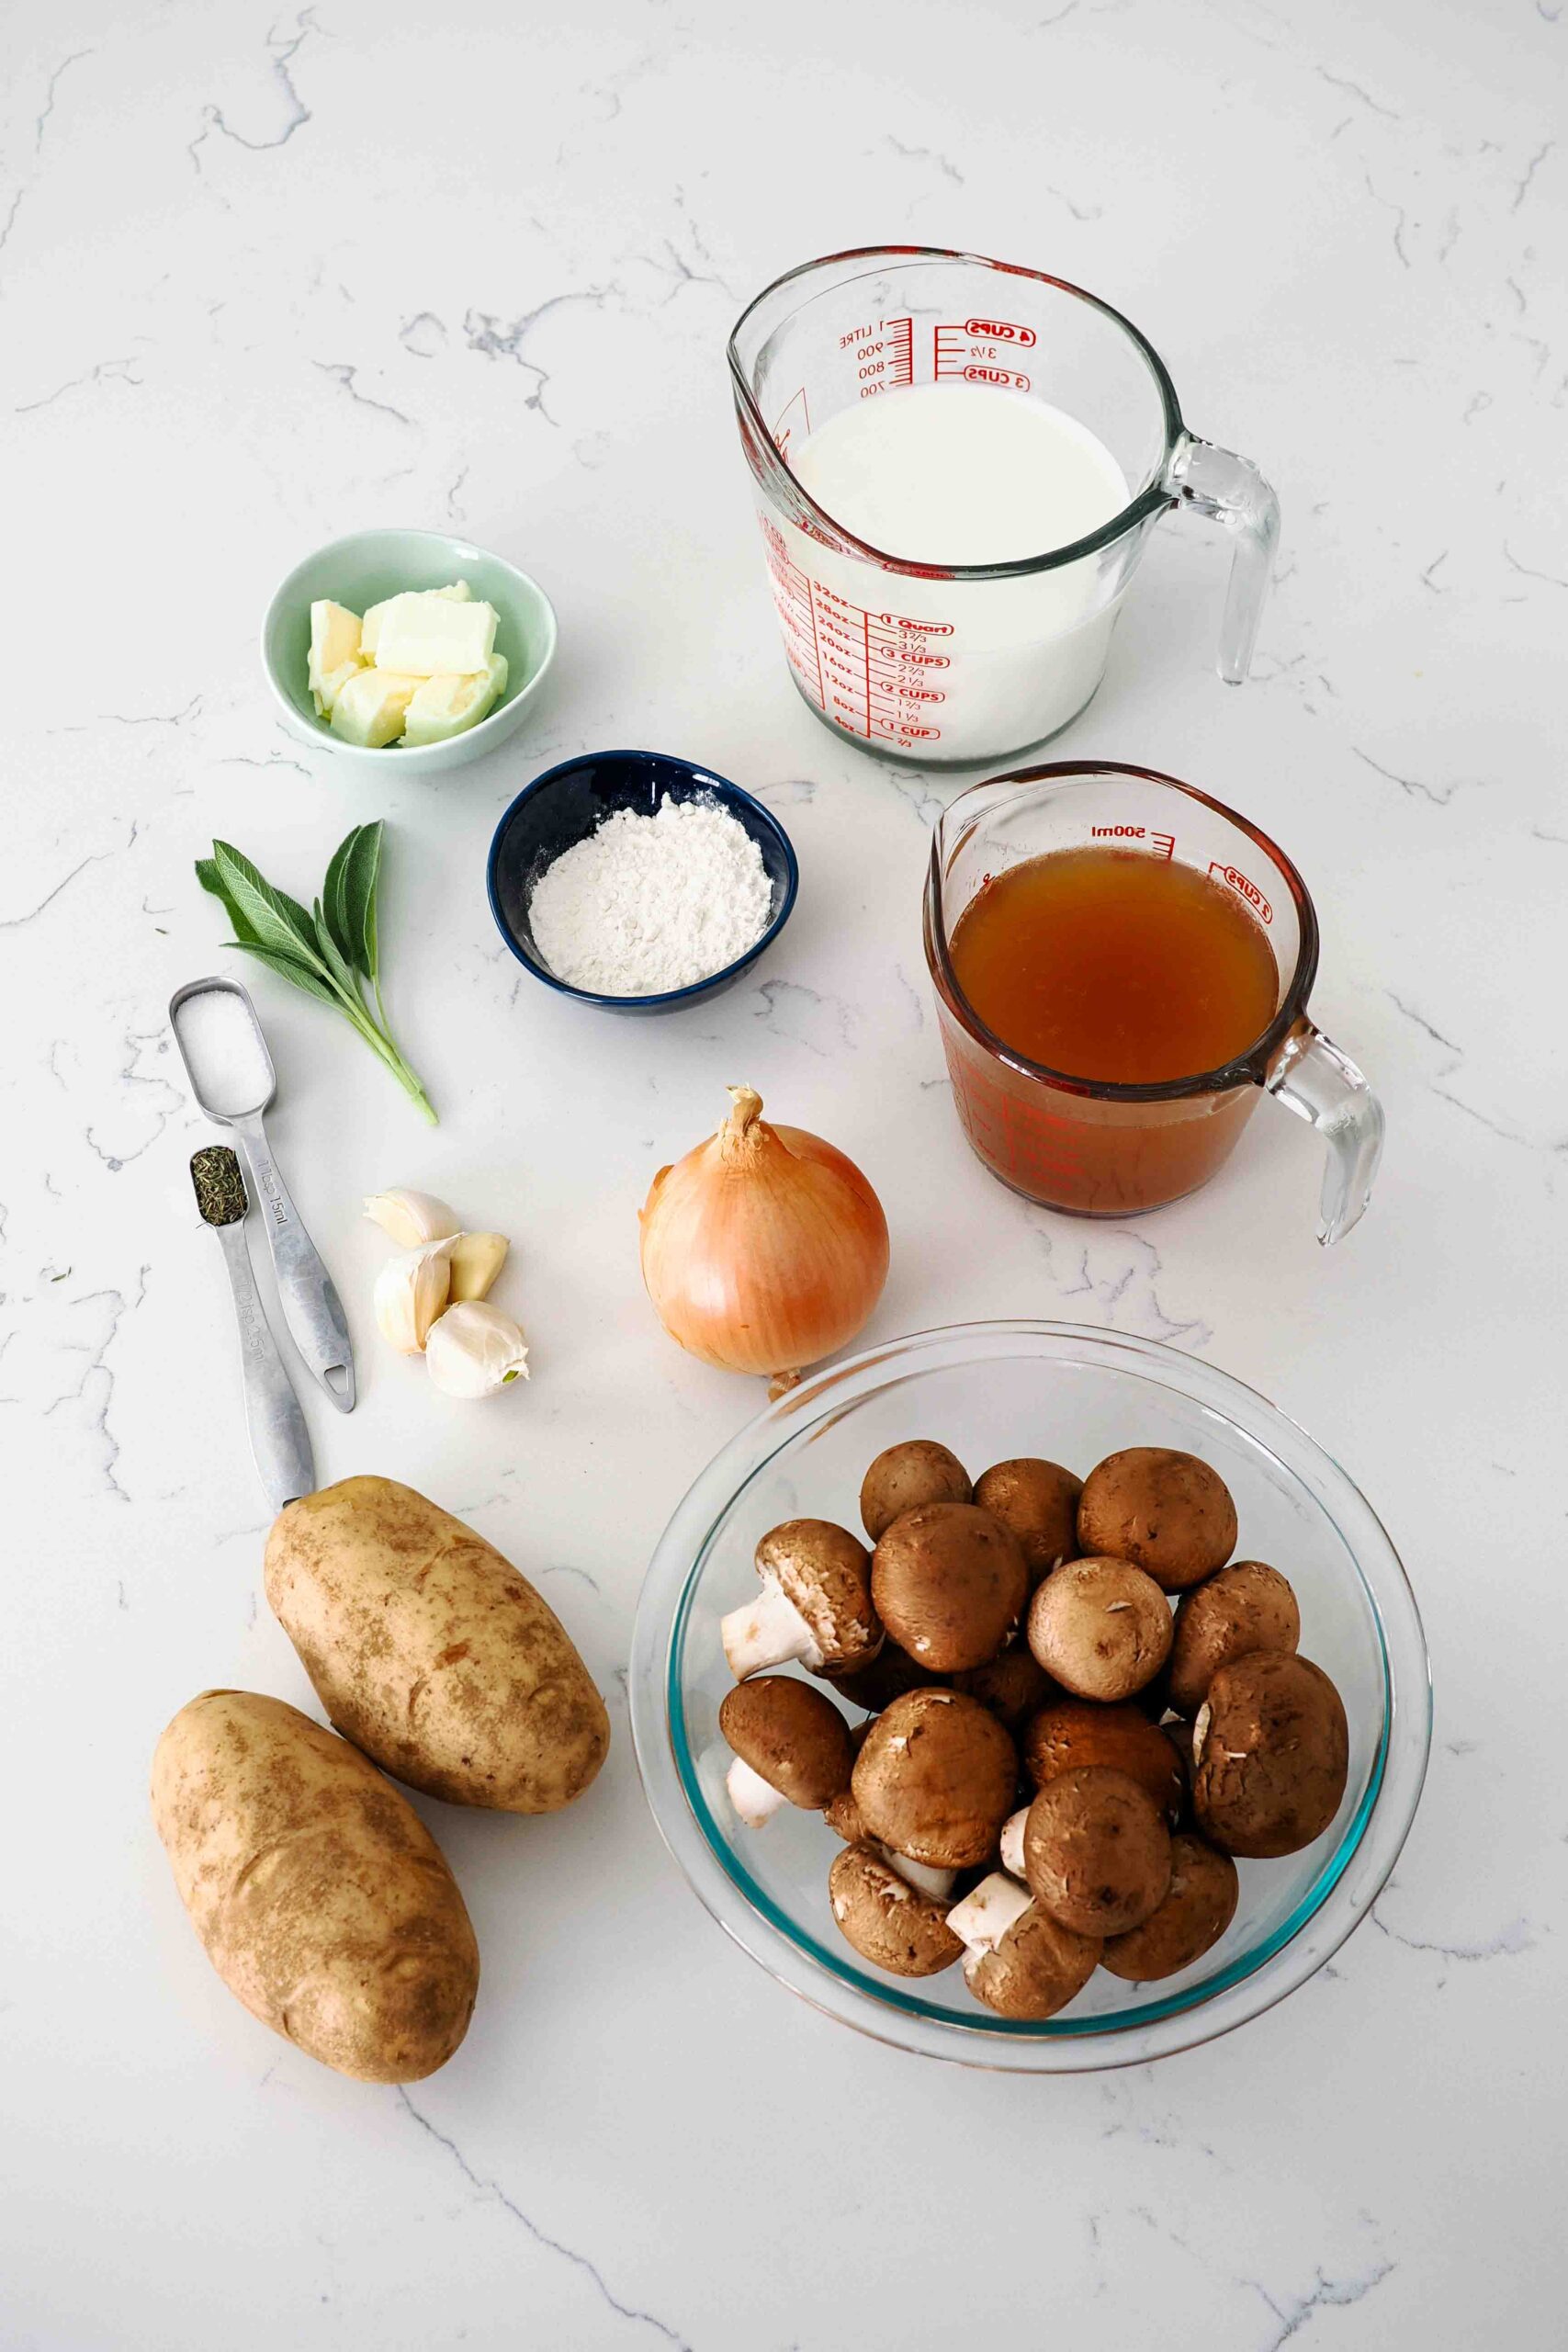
[948,846,1280,1084]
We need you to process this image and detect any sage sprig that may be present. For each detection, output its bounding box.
[196,822,435,1125]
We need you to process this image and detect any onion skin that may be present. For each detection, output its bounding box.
[638,1086,889,1381]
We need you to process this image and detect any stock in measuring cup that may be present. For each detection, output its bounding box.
[923,764,1384,1243]
[729,246,1280,767]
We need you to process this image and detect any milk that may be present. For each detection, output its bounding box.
[762,382,1130,762]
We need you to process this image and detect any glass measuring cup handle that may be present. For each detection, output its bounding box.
[1164,434,1281,684]
[1265,1018,1386,1246]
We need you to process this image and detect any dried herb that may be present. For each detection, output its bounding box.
[195,822,434,1124]
[191,1145,249,1227]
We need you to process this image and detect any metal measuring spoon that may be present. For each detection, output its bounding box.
[170,978,355,1411]
[190,1145,315,1509]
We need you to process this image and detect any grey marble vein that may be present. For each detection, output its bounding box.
[396,2092,694,2347]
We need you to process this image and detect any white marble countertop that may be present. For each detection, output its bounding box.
[5,1,1564,2344]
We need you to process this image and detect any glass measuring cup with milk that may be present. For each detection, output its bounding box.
[729,247,1280,765]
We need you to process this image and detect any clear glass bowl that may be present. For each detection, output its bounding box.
[629,1321,1431,2071]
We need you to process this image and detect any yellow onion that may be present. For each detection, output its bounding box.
[638,1084,889,1385]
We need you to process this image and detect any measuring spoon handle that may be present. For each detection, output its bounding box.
[232,1113,356,1411]
[215,1224,316,1510]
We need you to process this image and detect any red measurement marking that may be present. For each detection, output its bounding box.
[1210,862,1273,923]
[964,364,1031,390]
[1151,831,1176,861]
[888,315,915,387]
[965,316,1037,347]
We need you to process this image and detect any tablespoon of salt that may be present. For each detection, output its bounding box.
[170,978,355,1411]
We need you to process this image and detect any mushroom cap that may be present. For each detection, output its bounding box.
[872,1502,1030,1674]
[824,1783,870,1844]
[828,1844,964,1977]
[1167,1560,1301,1717]
[756,1518,881,1671]
[852,1688,1018,1868]
[953,1646,1063,1735]
[1026,1557,1173,1702]
[1022,1765,1173,1939]
[718,1676,853,1809]
[859,1440,972,1542]
[1021,1699,1185,1826]
[973,1458,1083,1584]
[1077,1447,1238,1592]
[819,1639,938,1713]
[1192,1651,1349,1859]
[963,1903,1100,2020]
[1100,1834,1239,1981]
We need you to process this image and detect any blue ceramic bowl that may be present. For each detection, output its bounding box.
[487,751,799,1012]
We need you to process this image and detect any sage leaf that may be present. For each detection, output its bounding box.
[311,897,365,1005]
[195,857,264,947]
[343,819,383,982]
[212,841,330,975]
[230,941,344,1010]
[321,826,362,972]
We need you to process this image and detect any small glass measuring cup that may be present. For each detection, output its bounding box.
[729,246,1280,766]
[923,764,1383,1242]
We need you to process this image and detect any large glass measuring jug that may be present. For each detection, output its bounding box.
[729,247,1280,766]
[924,764,1384,1242]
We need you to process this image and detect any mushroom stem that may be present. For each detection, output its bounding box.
[721,1577,822,1679]
[876,1846,956,1902]
[999,1806,1030,1880]
[726,1755,788,1828]
[945,1871,1033,1959]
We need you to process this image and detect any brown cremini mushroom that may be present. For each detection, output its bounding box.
[819,1639,937,1713]
[1167,1560,1301,1717]
[872,1502,1030,1673]
[953,1646,1062,1734]
[947,1880,1100,2020]
[1192,1651,1349,1858]
[1100,1834,1239,1981]
[1026,1557,1173,1702]
[1077,1447,1238,1592]
[1021,1700,1186,1826]
[859,1440,972,1542]
[721,1520,881,1681]
[1021,1765,1173,1938]
[852,1688,1018,1868]
[719,1676,853,1828]
[829,1844,964,1977]
[973,1458,1083,1586]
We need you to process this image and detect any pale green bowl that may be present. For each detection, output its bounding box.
[261,526,558,776]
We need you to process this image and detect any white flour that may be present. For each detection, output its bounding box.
[528,797,775,995]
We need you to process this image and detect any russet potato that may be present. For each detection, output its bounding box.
[151,1690,479,2083]
[265,1476,609,1815]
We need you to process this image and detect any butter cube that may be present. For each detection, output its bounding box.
[400,651,508,748]
[330,666,421,749]
[308,601,361,702]
[359,597,393,660]
[435,579,473,602]
[374,592,497,677]
[318,658,360,716]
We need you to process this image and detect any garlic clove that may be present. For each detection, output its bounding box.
[373,1237,457,1353]
[447,1230,509,1304]
[364,1188,461,1250]
[424,1300,529,1398]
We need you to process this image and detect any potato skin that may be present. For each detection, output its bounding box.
[151,1690,479,2083]
[265,1477,609,1815]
